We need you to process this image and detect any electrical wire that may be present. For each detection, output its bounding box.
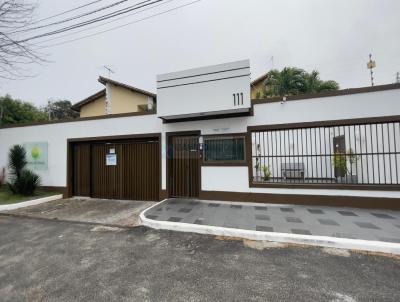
[38,0,201,49]
[30,0,106,25]
[36,0,177,45]
[12,0,137,33]
[4,0,165,45]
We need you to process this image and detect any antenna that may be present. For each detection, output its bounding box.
[270,56,274,70]
[103,65,115,78]
[367,54,376,86]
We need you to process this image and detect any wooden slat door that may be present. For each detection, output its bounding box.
[73,143,91,196]
[118,142,160,201]
[170,136,200,198]
[90,141,159,200]
[91,143,118,199]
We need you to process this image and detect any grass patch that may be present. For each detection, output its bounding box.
[0,187,57,205]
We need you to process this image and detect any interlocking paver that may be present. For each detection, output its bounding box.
[144,199,400,243]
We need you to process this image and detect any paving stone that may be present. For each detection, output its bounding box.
[179,208,192,213]
[318,219,339,226]
[338,211,358,217]
[255,214,270,221]
[146,198,398,243]
[370,213,395,219]
[377,237,400,243]
[256,225,274,232]
[354,222,381,230]
[167,217,182,222]
[291,229,312,235]
[285,217,303,223]
[280,208,294,213]
[254,206,267,211]
[308,209,324,214]
[331,233,356,239]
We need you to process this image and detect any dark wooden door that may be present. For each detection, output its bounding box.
[333,135,346,177]
[90,141,159,201]
[169,136,200,198]
[73,143,91,196]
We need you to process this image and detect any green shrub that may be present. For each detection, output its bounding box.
[7,144,41,195]
[15,169,41,195]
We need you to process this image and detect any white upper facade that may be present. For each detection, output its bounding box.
[156,60,251,121]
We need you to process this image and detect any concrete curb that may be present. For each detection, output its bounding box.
[0,194,63,212]
[139,200,400,255]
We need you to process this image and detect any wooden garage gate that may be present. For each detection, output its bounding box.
[72,137,160,201]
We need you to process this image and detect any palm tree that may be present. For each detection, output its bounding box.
[304,70,339,93]
[263,67,339,97]
[264,67,306,97]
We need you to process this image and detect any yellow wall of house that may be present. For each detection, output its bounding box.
[80,95,106,117]
[251,82,265,99]
[79,85,151,117]
[111,85,148,114]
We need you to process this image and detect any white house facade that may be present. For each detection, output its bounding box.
[0,60,399,209]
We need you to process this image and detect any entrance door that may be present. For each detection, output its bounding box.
[169,136,200,198]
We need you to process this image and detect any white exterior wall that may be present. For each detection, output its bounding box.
[1,87,400,198]
[157,60,251,119]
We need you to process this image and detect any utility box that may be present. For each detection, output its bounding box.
[157,60,251,122]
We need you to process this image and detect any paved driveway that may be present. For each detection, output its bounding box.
[5,198,155,227]
[0,215,399,302]
[144,198,400,242]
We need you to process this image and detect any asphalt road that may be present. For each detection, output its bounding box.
[0,215,399,302]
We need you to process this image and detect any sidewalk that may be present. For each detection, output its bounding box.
[140,198,400,254]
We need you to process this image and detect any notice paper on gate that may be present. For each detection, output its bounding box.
[106,154,117,166]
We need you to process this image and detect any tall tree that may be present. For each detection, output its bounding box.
[43,100,79,120]
[0,0,42,79]
[263,67,339,97]
[0,94,47,125]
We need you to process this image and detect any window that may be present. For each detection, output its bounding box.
[203,136,246,163]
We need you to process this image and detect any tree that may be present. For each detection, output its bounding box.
[263,67,339,97]
[0,94,47,125]
[43,100,79,120]
[303,70,339,94]
[0,0,43,79]
[7,144,40,195]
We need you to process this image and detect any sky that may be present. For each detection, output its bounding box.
[1,0,400,107]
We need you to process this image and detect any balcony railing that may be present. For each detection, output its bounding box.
[250,120,400,186]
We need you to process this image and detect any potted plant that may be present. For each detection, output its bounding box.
[333,148,358,183]
[262,165,271,181]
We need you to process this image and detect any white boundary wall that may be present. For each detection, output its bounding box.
[1,88,400,198]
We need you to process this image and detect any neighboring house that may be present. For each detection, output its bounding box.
[72,76,156,117]
[250,72,268,99]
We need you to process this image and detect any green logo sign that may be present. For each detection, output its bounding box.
[23,142,48,171]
